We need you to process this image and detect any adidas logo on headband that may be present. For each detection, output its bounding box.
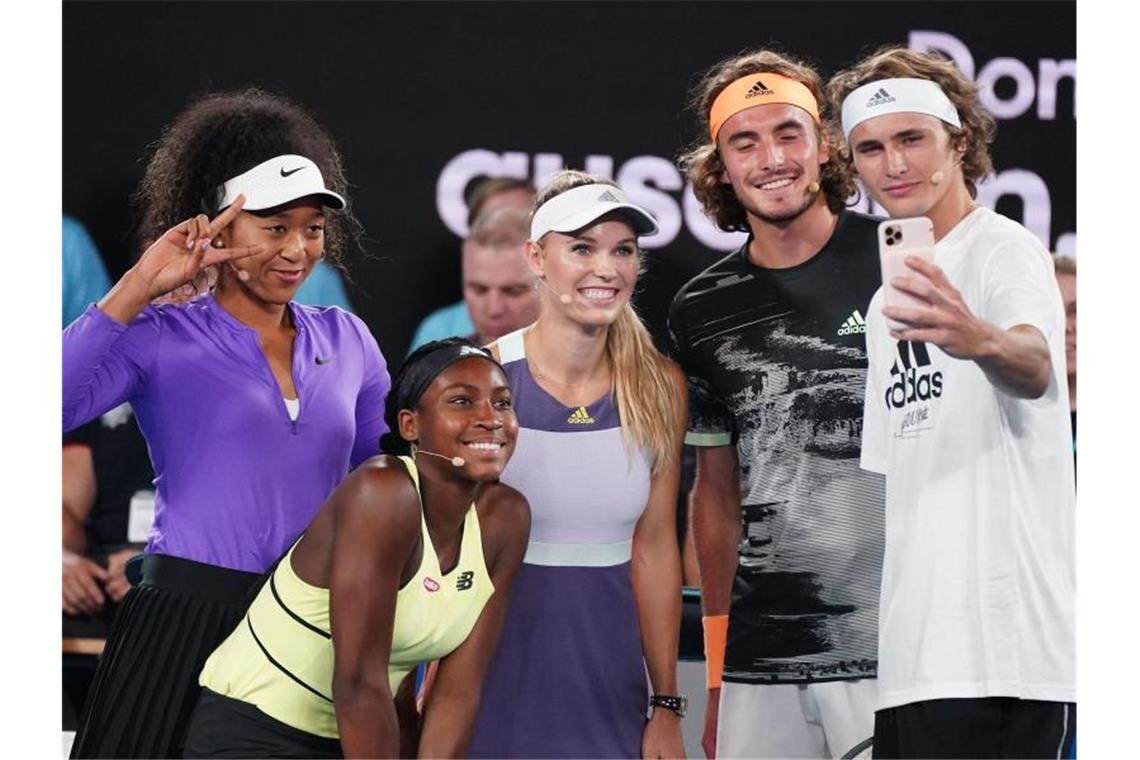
[597,190,621,203]
[745,79,776,99]
[866,88,896,108]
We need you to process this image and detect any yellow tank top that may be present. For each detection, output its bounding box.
[199,456,495,738]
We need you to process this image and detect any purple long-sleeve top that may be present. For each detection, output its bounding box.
[63,296,390,573]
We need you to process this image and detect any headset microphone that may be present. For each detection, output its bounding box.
[540,276,573,305]
[930,159,962,187]
[415,449,466,467]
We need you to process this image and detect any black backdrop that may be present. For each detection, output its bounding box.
[63,1,1075,360]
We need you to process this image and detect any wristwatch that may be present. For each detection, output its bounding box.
[649,693,688,718]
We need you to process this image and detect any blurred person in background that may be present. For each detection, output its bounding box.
[63,216,112,328]
[1053,253,1076,451]
[408,177,536,351]
[461,206,540,345]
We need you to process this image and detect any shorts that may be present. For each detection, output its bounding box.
[873,697,1076,759]
[717,679,877,759]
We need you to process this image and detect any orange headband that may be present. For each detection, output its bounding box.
[708,72,821,142]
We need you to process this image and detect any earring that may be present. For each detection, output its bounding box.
[212,238,224,249]
[807,181,821,194]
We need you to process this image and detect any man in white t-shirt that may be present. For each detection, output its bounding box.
[826,48,1075,758]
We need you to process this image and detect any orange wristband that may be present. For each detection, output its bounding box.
[702,614,729,689]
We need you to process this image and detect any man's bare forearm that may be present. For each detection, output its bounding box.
[690,456,740,616]
[975,323,1052,399]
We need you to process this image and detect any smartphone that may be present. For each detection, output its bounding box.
[878,217,935,329]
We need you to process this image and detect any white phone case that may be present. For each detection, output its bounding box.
[878,217,935,328]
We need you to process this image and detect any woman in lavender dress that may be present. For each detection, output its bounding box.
[467,171,688,758]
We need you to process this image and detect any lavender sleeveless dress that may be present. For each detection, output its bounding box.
[468,329,652,758]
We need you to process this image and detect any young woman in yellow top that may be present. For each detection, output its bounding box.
[184,338,531,758]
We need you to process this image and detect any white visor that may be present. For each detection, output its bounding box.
[530,184,658,242]
[841,78,961,140]
[214,154,346,212]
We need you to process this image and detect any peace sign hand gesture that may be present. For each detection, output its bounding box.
[97,195,266,325]
[133,195,264,298]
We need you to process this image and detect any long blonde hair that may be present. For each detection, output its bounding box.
[534,170,679,475]
[606,303,679,475]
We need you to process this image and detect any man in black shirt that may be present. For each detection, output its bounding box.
[63,402,155,727]
[63,403,154,619]
[669,49,885,759]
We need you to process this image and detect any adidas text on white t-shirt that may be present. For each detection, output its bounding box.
[860,207,1075,711]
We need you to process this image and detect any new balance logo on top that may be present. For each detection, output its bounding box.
[456,571,475,591]
[597,190,621,203]
[866,88,895,107]
[837,309,867,336]
[567,406,596,424]
[745,79,775,98]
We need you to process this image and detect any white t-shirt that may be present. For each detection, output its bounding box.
[861,207,1075,710]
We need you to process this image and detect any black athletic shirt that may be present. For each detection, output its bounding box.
[668,210,886,684]
[63,402,155,552]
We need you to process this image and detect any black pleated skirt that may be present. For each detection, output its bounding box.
[69,554,263,759]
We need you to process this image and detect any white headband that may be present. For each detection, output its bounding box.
[841,78,961,140]
[214,154,346,212]
[530,183,658,242]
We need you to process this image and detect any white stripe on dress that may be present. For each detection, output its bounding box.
[497,329,527,363]
[524,539,632,567]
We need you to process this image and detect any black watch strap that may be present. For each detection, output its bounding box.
[649,693,687,717]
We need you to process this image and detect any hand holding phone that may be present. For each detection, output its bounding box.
[878,217,935,331]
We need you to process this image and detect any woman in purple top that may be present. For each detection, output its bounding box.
[63,89,390,758]
[467,171,688,758]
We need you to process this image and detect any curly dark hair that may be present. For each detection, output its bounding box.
[678,49,857,232]
[132,87,363,277]
[825,46,996,198]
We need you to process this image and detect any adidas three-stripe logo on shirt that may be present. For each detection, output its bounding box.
[837,309,867,336]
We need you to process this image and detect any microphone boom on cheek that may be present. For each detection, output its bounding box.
[415,449,466,467]
[930,159,961,187]
[540,277,573,305]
